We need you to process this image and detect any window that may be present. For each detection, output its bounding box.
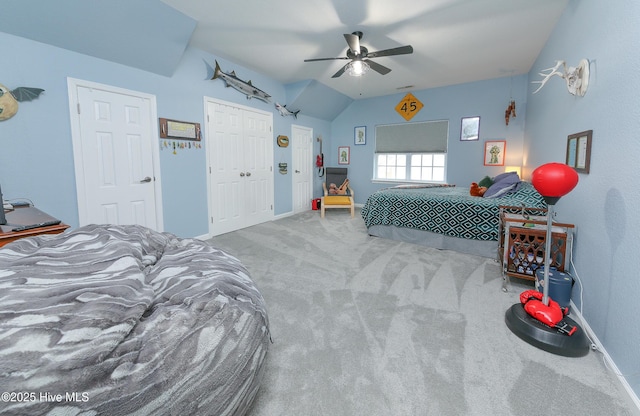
[376,153,446,182]
[377,154,406,180]
[374,120,449,183]
[411,154,446,181]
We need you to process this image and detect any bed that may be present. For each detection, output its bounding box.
[0,224,269,416]
[361,180,547,258]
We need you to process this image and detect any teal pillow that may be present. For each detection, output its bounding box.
[478,176,494,188]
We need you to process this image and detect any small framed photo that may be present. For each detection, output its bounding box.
[354,126,366,145]
[566,130,592,174]
[460,116,480,141]
[338,146,350,165]
[159,118,201,141]
[484,140,506,166]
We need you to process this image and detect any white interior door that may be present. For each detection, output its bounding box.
[291,125,313,213]
[243,110,273,227]
[208,102,244,235]
[206,98,273,236]
[68,78,163,230]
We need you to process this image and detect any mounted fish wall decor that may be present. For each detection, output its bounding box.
[210,60,271,102]
[275,102,300,118]
[0,83,44,121]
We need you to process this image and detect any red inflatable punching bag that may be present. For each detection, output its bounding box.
[531,163,579,205]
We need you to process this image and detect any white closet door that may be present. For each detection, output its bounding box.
[207,101,244,235]
[206,98,273,236]
[243,110,273,228]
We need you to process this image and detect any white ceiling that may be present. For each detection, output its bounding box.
[161,0,569,99]
[1,0,568,101]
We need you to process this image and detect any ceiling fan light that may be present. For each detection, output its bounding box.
[346,60,370,76]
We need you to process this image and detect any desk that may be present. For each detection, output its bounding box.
[0,206,69,248]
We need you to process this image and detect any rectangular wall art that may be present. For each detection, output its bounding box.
[484,140,506,166]
[354,126,366,145]
[460,116,480,141]
[566,130,592,173]
[338,146,350,165]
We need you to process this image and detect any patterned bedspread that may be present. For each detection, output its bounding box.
[0,224,269,416]
[361,182,546,241]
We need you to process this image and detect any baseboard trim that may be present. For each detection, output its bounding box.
[570,300,640,412]
[194,233,210,241]
[194,211,298,241]
[274,211,296,220]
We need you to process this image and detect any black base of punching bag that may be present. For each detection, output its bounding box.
[505,303,590,357]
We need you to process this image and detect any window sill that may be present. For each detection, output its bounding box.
[371,179,446,185]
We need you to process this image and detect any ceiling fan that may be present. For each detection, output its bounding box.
[304,31,413,78]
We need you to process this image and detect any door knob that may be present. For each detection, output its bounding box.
[240,172,245,177]
[295,170,300,173]
[246,172,251,177]
[140,176,152,183]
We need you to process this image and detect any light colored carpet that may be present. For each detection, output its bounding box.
[208,209,638,416]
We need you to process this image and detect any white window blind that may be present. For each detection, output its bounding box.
[375,120,449,153]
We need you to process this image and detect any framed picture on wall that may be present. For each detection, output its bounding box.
[354,126,366,145]
[483,140,506,166]
[159,118,201,141]
[460,116,480,141]
[338,146,350,165]
[566,130,592,173]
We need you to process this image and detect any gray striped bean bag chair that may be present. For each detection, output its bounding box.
[0,224,270,415]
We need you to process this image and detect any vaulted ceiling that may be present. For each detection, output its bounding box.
[2,0,568,100]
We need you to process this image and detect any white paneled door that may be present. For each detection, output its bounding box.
[206,98,273,236]
[68,78,163,230]
[291,125,313,213]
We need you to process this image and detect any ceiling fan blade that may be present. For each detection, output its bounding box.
[343,33,361,56]
[304,57,349,62]
[365,59,392,75]
[331,64,349,78]
[366,45,413,58]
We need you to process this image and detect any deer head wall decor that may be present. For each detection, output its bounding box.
[532,59,590,96]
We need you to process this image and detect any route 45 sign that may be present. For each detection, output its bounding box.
[395,93,423,121]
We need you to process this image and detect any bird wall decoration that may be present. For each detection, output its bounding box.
[0,83,45,121]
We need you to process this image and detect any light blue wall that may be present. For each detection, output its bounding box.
[0,31,330,236]
[329,75,529,204]
[3,26,523,227]
[524,0,640,399]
